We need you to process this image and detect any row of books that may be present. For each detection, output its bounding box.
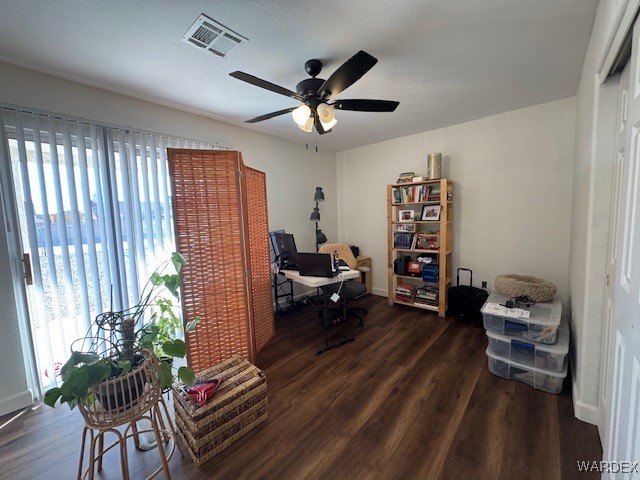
[395,283,417,303]
[396,171,416,184]
[415,285,438,305]
[393,232,440,250]
[393,184,441,203]
[395,283,439,306]
[414,232,439,250]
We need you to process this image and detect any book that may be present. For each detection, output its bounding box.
[393,232,414,249]
[396,283,417,292]
[414,232,439,250]
[396,184,433,203]
[397,171,416,184]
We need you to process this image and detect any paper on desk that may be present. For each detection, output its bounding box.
[483,302,530,319]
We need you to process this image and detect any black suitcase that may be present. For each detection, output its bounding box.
[447,268,489,325]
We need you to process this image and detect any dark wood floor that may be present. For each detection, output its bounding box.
[0,295,602,479]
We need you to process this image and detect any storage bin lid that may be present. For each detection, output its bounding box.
[481,291,562,327]
[485,347,568,377]
[485,315,569,353]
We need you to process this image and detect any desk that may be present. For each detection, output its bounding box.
[282,269,360,354]
[281,269,360,287]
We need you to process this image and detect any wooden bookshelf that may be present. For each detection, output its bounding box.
[387,178,453,317]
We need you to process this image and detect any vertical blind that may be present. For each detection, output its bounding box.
[0,106,218,392]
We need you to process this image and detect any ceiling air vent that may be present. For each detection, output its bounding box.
[182,14,247,58]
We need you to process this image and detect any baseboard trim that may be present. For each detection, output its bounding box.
[371,287,387,297]
[572,368,599,425]
[0,389,33,417]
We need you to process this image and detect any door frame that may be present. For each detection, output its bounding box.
[0,117,40,401]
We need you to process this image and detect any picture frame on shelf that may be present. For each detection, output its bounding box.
[396,223,416,233]
[398,209,415,222]
[421,204,441,221]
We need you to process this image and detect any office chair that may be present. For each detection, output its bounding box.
[319,242,369,326]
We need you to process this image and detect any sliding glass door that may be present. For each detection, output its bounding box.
[1,107,213,392]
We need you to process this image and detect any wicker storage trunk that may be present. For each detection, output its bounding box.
[172,357,268,466]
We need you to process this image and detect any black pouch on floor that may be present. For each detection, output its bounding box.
[447,268,488,325]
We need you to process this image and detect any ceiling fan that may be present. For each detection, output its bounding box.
[229,50,399,134]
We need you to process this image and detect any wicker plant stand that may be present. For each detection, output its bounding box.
[172,357,268,466]
[76,353,178,480]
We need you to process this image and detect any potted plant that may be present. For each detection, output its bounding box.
[44,252,199,410]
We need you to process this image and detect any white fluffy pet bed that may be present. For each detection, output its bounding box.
[494,274,557,303]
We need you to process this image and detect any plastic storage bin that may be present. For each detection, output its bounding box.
[486,348,568,394]
[481,291,562,344]
[486,317,569,372]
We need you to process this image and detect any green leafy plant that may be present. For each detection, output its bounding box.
[44,252,199,410]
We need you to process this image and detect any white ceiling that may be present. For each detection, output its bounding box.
[0,0,598,152]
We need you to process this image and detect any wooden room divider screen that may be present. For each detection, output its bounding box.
[167,149,274,372]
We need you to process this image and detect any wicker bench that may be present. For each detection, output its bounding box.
[172,357,268,466]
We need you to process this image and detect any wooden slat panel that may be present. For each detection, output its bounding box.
[168,148,252,372]
[242,164,275,353]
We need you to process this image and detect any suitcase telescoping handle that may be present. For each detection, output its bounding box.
[456,267,474,287]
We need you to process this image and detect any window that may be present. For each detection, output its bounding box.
[0,107,218,392]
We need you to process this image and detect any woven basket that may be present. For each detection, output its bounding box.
[78,351,162,429]
[172,357,268,466]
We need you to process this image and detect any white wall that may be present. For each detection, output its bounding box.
[337,98,576,306]
[0,61,338,410]
[570,0,632,426]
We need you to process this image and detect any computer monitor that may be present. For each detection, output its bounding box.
[269,229,285,257]
[273,232,298,267]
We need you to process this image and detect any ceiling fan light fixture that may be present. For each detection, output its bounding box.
[320,117,337,131]
[316,103,335,122]
[298,116,314,132]
[292,104,311,126]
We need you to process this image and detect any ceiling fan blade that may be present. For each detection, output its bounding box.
[246,107,297,123]
[230,71,305,102]
[318,51,378,99]
[332,99,400,112]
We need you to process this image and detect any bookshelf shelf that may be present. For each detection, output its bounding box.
[393,300,439,312]
[387,178,453,317]
[392,201,441,206]
[394,248,439,254]
[391,221,442,225]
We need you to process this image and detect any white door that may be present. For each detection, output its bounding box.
[602,17,640,476]
[600,62,630,435]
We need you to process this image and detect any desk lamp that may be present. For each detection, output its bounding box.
[310,187,327,252]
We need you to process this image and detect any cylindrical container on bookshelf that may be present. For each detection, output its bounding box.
[426,153,442,180]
